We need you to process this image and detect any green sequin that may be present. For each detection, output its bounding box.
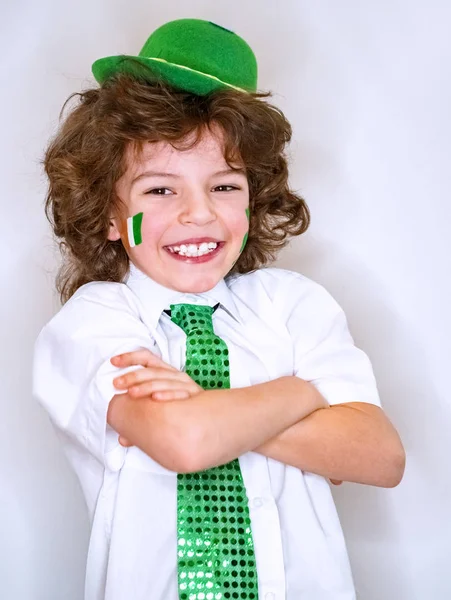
[170,304,258,599]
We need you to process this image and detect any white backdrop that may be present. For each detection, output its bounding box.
[2,1,450,598]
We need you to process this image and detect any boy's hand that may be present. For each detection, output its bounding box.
[111,349,203,449]
[111,349,203,401]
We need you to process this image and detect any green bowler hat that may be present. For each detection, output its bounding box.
[92,18,258,95]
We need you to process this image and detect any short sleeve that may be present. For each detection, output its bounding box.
[32,282,156,471]
[282,273,381,407]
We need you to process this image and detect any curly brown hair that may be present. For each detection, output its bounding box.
[43,72,309,303]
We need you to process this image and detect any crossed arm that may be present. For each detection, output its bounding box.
[107,350,405,487]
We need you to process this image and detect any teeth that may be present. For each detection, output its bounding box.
[168,242,218,257]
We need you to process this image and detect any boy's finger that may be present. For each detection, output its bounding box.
[118,435,133,447]
[129,379,200,398]
[152,390,190,401]
[111,349,177,371]
[113,367,186,389]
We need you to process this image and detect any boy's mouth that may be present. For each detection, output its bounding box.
[164,238,224,259]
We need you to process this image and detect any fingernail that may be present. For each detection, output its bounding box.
[115,377,124,385]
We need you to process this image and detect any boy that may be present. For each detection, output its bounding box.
[33,18,404,600]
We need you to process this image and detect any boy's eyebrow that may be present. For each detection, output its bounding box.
[131,167,246,186]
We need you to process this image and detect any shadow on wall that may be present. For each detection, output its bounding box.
[276,234,451,598]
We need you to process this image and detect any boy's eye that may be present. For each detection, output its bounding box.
[214,185,239,192]
[145,188,172,195]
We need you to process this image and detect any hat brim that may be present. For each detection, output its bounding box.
[91,55,251,95]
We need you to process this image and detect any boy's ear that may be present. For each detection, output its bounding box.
[108,217,122,241]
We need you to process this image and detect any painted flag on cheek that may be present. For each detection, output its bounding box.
[126,212,143,247]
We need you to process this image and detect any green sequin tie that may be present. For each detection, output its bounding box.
[170,303,259,600]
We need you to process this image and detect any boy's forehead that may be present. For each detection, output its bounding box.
[124,125,238,175]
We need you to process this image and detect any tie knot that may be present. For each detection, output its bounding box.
[170,303,214,335]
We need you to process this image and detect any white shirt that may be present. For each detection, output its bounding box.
[33,266,381,600]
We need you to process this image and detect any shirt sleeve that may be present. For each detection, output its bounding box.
[283,272,381,407]
[32,281,156,471]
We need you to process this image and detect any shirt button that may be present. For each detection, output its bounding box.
[252,497,263,508]
[265,593,275,600]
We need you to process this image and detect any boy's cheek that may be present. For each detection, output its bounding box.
[121,212,163,252]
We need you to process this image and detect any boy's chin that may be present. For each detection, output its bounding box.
[171,273,223,294]
[167,264,233,293]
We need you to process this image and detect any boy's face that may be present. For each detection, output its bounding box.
[110,125,250,293]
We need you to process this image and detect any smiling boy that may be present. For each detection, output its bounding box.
[33,18,404,600]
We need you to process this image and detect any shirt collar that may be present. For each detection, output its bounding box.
[125,263,242,329]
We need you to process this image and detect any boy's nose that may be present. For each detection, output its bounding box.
[180,192,217,226]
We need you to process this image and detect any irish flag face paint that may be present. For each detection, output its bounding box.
[239,207,250,253]
[231,207,250,268]
[126,212,144,247]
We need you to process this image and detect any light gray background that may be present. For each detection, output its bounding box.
[2,1,450,598]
